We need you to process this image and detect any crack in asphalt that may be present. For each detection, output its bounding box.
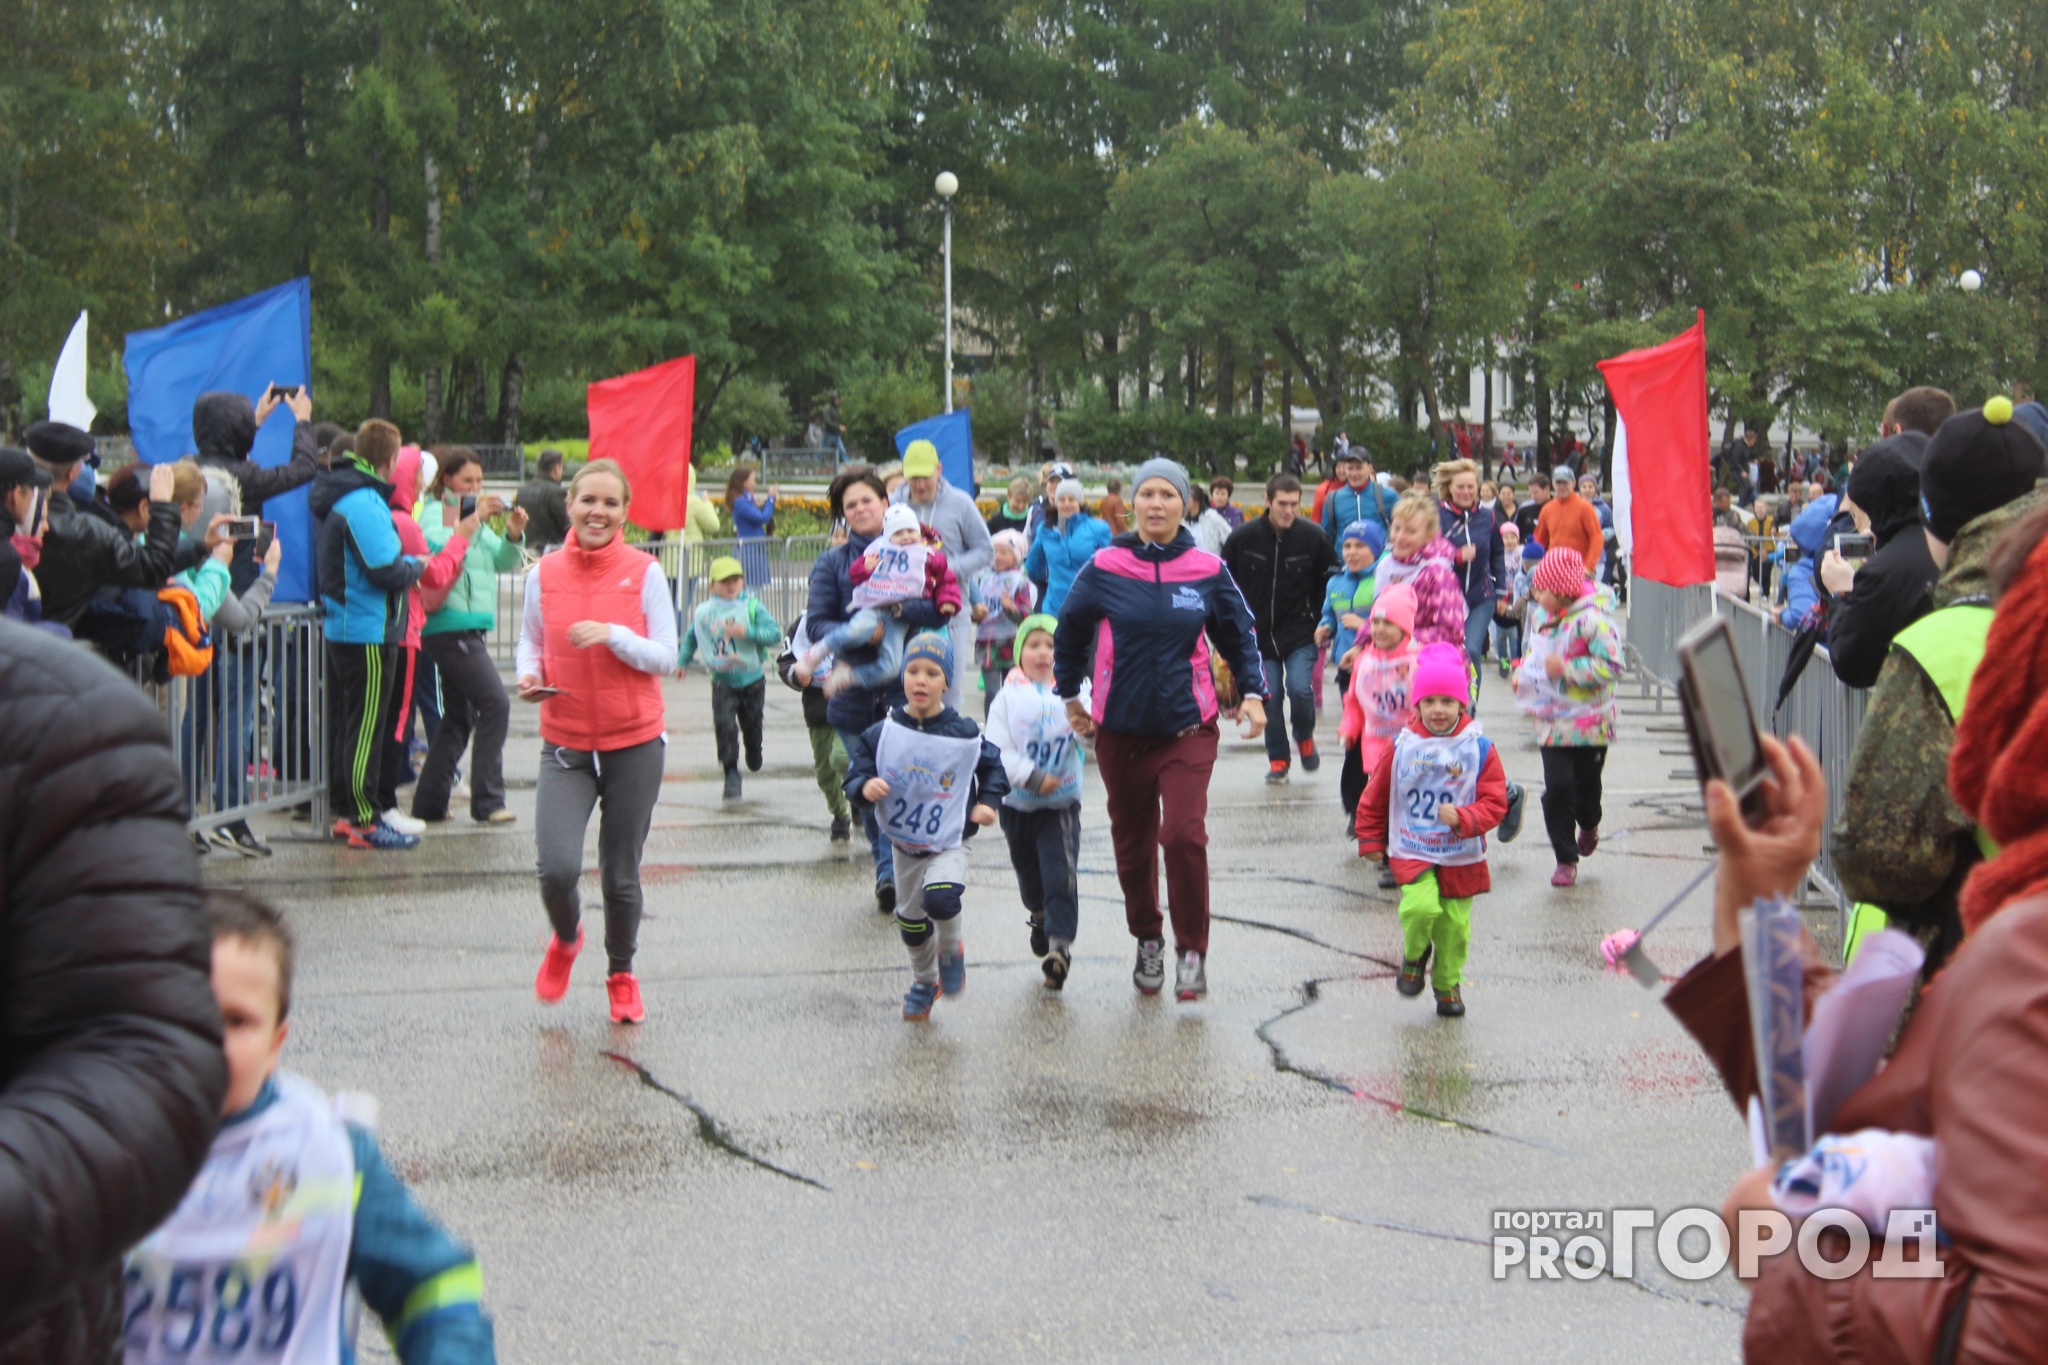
[1250,1194,1744,1315]
[1254,979,1574,1155]
[600,1051,829,1190]
[1210,913,1402,968]
[1246,1193,1494,1247]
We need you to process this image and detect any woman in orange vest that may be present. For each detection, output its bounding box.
[516,459,676,1023]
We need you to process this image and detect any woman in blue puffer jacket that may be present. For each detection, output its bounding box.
[1024,478,1112,615]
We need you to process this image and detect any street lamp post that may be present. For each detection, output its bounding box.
[936,171,958,413]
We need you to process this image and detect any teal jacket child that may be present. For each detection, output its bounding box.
[1320,566,1377,661]
[679,592,783,687]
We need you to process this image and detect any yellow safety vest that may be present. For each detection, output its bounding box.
[1890,600,1998,859]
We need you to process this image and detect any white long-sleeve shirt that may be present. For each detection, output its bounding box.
[515,555,677,682]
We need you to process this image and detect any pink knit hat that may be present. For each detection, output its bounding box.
[1532,546,1591,599]
[1370,581,1418,638]
[1410,642,1471,707]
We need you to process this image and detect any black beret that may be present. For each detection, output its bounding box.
[23,421,96,468]
[1921,400,2047,543]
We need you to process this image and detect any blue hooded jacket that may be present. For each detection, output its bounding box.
[310,456,422,645]
[1779,493,1840,628]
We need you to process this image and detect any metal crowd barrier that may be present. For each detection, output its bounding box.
[134,602,328,832]
[1628,578,1868,934]
[486,534,833,667]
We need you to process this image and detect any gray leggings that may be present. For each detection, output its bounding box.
[534,737,666,975]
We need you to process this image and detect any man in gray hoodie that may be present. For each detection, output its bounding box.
[893,438,994,709]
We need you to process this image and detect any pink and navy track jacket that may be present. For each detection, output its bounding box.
[1052,528,1268,737]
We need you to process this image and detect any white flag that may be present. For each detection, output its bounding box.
[48,311,96,431]
[1611,414,1633,558]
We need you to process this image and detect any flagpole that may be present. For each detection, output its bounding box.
[936,172,958,414]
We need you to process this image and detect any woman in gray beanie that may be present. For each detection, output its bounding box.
[1052,458,1268,1003]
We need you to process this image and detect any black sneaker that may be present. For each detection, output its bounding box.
[1377,864,1398,889]
[722,770,742,801]
[1435,985,1466,1018]
[1042,945,1071,990]
[209,819,274,859]
[746,746,763,773]
[1028,912,1048,958]
[190,829,211,857]
[829,814,852,842]
[1298,737,1321,772]
[1133,937,1166,995]
[1398,946,1432,997]
[1499,781,1526,844]
[876,882,896,915]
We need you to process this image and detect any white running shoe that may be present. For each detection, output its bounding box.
[382,808,428,836]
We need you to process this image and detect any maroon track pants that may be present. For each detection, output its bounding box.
[1095,721,1220,955]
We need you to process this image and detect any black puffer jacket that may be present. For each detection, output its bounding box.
[0,620,226,1365]
[1827,432,1941,689]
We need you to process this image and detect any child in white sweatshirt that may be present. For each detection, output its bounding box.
[984,613,1086,989]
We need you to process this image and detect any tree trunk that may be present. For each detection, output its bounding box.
[1027,359,1044,457]
[1102,330,1120,413]
[1250,351,1264,417]
[1599,391,1617,487]
[423,147,443,442]
[1481,364,1494,479]
[1136,314,1152,411]
[1214,336,1235,417]
[1184,344,1199,413]
[496,353,525,447]
[368,146,392,420]
[1532,359,1553,469]
[465,361,489,444]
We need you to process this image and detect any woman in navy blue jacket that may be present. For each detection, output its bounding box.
[726,465,778,586]
[1054,458,1267,1005]
[802,468,949,914]
[1435,459,1506,692]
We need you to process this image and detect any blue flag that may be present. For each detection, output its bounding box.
[124,279,316,601]
[894,408,975,496]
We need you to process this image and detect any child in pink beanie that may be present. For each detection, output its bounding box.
[1356,641,1510,1017]
[1341,582,1421,881]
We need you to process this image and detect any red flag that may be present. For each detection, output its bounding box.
[1598,312,1713,587]
[587,355,695,532]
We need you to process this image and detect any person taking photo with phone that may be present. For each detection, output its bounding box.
[413,447,527,825]
[515,460,674,1024]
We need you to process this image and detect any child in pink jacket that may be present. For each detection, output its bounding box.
[1373,489,1467,649]
[1340,581,1421,881]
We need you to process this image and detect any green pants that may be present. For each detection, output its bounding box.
[809,724,850,818]
[1399,869,1473,991]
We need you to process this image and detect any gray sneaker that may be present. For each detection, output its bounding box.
[1133,938,1166,995]
[1499,781,1526,843]
[1175,949,1207,1002]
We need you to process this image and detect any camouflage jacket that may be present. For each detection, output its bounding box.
[1835,486,2048,921]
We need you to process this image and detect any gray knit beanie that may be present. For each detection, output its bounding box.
[1131,456,1194,512]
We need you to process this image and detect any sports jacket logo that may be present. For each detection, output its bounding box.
[1171,586,1204,611]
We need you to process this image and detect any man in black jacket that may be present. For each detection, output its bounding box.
[516,448,572,549]
[24,423,185,629]
[1222,473,1341,784]
[0,618,226,1365]
[1821,432,1941,688]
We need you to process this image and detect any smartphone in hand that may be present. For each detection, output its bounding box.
[224,515,263,541]
[459,493,479,519]
[1677,617,1769,827]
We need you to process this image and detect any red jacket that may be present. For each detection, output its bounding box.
[1355,714,1509,898]
[847,525,962,616]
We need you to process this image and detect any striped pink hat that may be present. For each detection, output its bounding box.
[1533,546,1591,599]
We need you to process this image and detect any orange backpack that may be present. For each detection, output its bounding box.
[157,584,215,677]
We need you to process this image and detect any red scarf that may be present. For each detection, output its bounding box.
[1950,530,2048,930]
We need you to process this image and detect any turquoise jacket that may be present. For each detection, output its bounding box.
[678,592,783,687]
[173,554,233,624]
[1319,566,1376,660]
[419,500,526,635]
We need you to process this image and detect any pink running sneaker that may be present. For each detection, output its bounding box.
[1577,826,1600,857]
[535,928,583,1003]
[1551,863,1578,888]
[606,972,646,1024]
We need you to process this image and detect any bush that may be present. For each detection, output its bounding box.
[842,367,939,462]
[964,368,1027,462]
[707,374,792,449]
[1053,403,1291,479]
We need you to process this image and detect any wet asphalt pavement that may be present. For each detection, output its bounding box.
[210,664,1765,1362]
